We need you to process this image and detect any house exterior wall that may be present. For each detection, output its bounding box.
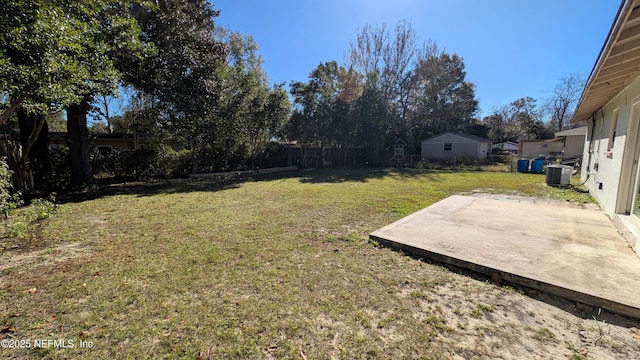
[581,75,640,218]
[421,133,490,160]
[572,1,640,256]
[519,140,564,159]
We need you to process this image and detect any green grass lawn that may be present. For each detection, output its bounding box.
[0,168,601,358]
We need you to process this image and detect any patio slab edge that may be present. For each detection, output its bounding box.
[370,193,640,321]
[370,233,640,319]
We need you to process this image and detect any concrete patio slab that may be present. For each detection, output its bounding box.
[370,194,640,319]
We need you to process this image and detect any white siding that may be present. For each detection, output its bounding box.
[519,140,564,159]
[421,133,490,160]
[563,135,586,158]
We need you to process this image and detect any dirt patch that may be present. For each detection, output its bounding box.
[407,276,640,359]
[463,190,599,209]
[0,241,90,273]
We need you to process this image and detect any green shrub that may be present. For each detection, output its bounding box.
[29,195,58,220]
[153,146,193,178]
[415,159,427,170]
[48,146,70,189]
[0,157,22,217]
[1,194,57,241]
[170,149,194,177]
[90,146,194,181]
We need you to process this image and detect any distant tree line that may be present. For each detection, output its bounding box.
[483,73,585,145]
[286,22,585,162]
[288,22,479,162]
[0,2,585,197]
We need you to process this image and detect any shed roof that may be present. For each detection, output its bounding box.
[554,126,587,137]
[495,141,518,146]
[573,0,640,122]
[519,138,564,144]
[421,132,492,143]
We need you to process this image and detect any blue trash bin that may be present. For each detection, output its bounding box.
[517,159,530,173]
[531,159,545,174]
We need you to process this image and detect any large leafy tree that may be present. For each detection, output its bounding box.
[120,0,226,124]
[346,21,419,140]
[62,0,226,188]
[65,1,148,189]
[352,74,390,165]
[0,0,145,191]
[505,97,539,141]
[1,1,97,122]
[407,52,478,149]
[483,113,506,143]
[244,82,290,169]
[345,22,479,154]
[216,28,265,79]
[333,67,364,166]
[105,0,227,174]
[289,62,341,149]
[486,97,550,142]
[186,29,289,171]
[288,61,363,165]
[213,67,262,170]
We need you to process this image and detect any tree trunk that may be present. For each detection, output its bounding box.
[0,102,23,125]
[374,145,379,166]
[16,110,49,194]
[0,84,37,125]
[66,97,92,189]
[100,94,113,134]
[299,146,307,168]
[250,138,256,170]
[343,147,348,167]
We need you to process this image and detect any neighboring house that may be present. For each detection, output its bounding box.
[572,0,640,255]
[518,138,564,159]
[516,126,587,160]
[493,141,518,154]
[421,132,492,160]
[554,126,587,158]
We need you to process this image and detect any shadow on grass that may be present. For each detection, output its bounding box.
[296,166,441,183]
[57,167,442,204]
[57,177,243,204]
[568,184,590,193]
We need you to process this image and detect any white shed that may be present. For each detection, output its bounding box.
[554,126,587,158]
[494,141,518,154]
[421,132,492,160]
[518,138,564,159]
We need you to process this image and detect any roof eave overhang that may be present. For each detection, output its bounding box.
[572,0,639,123]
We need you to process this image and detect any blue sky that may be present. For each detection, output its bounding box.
[211,0,620,118]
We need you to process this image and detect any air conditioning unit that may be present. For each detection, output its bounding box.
[546,164,572,187]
